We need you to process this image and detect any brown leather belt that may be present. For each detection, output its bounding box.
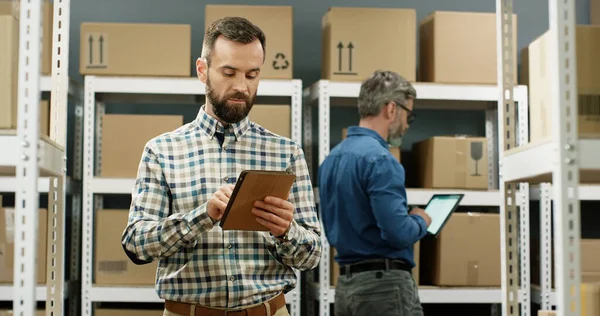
[164,293,286,316]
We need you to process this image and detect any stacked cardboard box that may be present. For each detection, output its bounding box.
[79,22,191,77]
[0,310,45,316]
[0,6,51,132]
[413,136,489,190]
[418,11,518,84]
[521,25,600,143]
[322,7,416,82]
[419,212,500,287]
[531,238,600,285]
[95,209,158,286]
[0,198,48,285]
[249,105,292,138]
[205,5,293,80]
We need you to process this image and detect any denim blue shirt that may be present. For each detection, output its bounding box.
[317,126,427,267]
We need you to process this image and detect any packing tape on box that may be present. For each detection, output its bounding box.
[455,138,467,188]
[467,260,479,285]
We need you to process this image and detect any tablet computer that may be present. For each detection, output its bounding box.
[219,169,296,231]
[423,193,464,237]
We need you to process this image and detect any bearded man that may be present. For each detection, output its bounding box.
[318,70,431,316]
[121,16,322,316]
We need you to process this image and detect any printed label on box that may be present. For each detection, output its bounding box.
[333,41,357,76]
[83,32,108,69]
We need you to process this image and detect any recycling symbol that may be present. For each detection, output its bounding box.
[272,53,289,70]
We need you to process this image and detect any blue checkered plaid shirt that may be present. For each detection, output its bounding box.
[121,105,322,308]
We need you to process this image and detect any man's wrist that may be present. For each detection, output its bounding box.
[275,221,296,242]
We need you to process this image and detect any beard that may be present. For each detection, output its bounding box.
[206,75,256,124]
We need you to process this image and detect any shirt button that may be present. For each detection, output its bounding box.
[229,276,235,281]
[227,243,233,249]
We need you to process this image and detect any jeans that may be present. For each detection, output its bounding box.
[334,269,423,316]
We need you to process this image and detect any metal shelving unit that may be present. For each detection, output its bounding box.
[81,75,304,316]
[302,79,529,316]
[0,0,75,315]
[497,0,599,315]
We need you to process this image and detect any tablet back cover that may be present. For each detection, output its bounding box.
[220,171,296,231]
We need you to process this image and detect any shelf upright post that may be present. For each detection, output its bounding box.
[547,0,581,314]
[81,76,97,316]
[517,85,531,316]
[539,183,553,310]
[496,0,520,315]
[317,80,331,316]
[13,0,43,315]
[46,0,71,314]
[290,79,303,316]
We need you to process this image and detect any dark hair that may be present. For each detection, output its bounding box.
[202,16,266,66]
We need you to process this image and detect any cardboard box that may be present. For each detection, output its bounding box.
[538,312,556,316]
[413,136,488,190]
[419,11,518,84]
[523,25,600,142]
[322,7,416,82]
[0,15,19,129]
[0,207,47,284]
[205,5,293,80]
[341,128,401,162]
[95,209,158,286]
[420,212,500,287]
[0,311,45,316]
[249,105,291,138]
[0,0,53,74]
[99,114,183,178]
[532,238,600,285]
[79,22,191,77]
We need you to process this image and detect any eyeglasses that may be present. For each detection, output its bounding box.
[394,100,416,124]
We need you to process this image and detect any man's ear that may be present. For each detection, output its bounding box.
[384,102,396,120]
[196,57,208,84]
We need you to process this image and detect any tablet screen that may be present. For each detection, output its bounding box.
[424,194,463,235]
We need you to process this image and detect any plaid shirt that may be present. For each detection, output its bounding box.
[121,105,322,308]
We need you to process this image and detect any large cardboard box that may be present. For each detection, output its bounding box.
[99,114,183,178]
[0,15,19,129]
[419,11,518,84]
[322,7,416,82]
[341,127,401,162]
[249,104,291,138]
[413,136,488,190]
[420,212,500,287]
[0,311,45,316]
[0,207,48,284]
[205,5,293,80]
[532,238,600,285]
[79,22,191,77]
[522,25,600,142]
[0,0,53,74]
[95,209,158,286]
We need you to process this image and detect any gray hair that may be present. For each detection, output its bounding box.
[357,70,417,118]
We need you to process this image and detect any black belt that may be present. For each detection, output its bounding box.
[339,259,411,276]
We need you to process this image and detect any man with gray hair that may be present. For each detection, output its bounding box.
[318,70,431,316]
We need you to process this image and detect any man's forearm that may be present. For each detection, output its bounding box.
[274,220,322,271]
[121,204,214,262]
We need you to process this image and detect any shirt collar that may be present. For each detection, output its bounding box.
[194,105,251,140]
[346,126,390,148]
